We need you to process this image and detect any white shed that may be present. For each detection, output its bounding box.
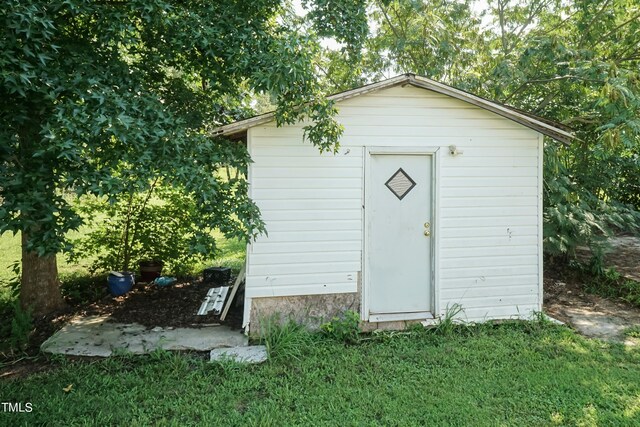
[217,74,573,332]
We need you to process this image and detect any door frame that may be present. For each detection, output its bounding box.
[362,146,441,322]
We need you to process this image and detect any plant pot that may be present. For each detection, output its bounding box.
[108,271,135,296]
[139,260,164,282]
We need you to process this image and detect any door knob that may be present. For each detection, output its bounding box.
[424,222,431,236]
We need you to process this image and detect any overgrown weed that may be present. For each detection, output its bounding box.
[320,310,361,344]
[258,315,314,362]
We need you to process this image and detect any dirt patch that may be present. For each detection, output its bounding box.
[79,279,244,330]
[544,236,640,345]
[0,358,54,381]
[545,276,640,344]
[576,235,640,281]
[603,236,640,282]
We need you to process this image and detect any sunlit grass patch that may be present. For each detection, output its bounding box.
[2,323,639,425]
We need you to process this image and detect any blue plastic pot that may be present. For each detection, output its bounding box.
[108,272,135,296]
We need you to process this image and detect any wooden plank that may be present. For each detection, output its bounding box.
[440,254,538,269]
[440,186,539,198]
[221,265,245,321]
[445,156,536,167]
[246,272,357,288]
[440,235,538,249]
[439,264,539,278]
[440,226,538,239]
[441,284,537,299]
[439,274,538,289]
[440,196,538,208]
[245,282,356,298]
[441,206,537,219]
[441,176,537,188]
[254,156,363,168]
[439,215,537,228]
[344,127,537,139]
[441,166,538,178]
[251,146,361,157]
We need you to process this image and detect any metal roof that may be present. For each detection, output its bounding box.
[215,73,573,144]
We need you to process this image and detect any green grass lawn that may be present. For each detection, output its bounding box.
[1,322,639,426]
[0,228,97,285]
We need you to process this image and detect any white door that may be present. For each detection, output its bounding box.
[368,153,432,318]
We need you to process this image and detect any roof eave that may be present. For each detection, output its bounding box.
[214,74,412,138]
[408,75,573,145]
[215,73,574,144]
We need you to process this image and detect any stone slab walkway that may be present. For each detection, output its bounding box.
[41,315,247,357]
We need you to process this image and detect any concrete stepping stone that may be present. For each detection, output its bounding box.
[210,345,268,364]
[41,315,248,357]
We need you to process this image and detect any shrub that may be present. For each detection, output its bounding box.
[320,310,361,344]
[59,273,107,305]
[543,143,640,258]
[69,183,218,276]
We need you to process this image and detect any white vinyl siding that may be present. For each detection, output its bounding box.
[246,127,362,299]
[246,85,542,322]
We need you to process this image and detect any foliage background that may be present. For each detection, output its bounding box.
[320,0,640,256]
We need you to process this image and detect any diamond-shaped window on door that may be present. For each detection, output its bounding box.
[385,168,416,200]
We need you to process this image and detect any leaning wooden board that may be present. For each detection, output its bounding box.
[220,264,245,321]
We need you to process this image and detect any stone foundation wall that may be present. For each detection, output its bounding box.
[248,273,361,335]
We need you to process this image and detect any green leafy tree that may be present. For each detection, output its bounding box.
[0,0,367,315]
[325,0,640,256]
[482,0,640,255]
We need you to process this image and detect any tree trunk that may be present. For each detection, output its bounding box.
[20,231,66,316]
